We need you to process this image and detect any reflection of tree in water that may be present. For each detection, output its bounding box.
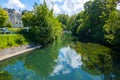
[24,34,73,79]
[74,42,120,80]
[24,37,57,78]
[24,49,57,79]
[0,71,12,80]
[112,54,120,80]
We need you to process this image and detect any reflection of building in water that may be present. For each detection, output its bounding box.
[4,8,23,28]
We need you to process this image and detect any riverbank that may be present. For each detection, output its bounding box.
[0,44,41,61]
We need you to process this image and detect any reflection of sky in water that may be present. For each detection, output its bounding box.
[3,61,42,80]
[50,46,82,76]
[2,46,102,80]
[49,46,102,80]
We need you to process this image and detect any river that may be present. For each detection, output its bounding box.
[0,34,120,80]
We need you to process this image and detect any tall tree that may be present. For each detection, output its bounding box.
[75,0,117,43]
[67,14,76,31]
[22,12,33,27]
[71,11,85,36]
[57,14,69,30]
[30,2,63,45]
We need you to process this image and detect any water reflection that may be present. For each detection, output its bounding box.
[0,34,120,80]
[0,46,103,80]
[51,46,82,76]
[49,46,102,80]
[74,42,120,80]
[3,61,40,80]
[0,71,12,80]
[25,49,57,79]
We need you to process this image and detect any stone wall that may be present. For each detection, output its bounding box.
[0,44,36,56]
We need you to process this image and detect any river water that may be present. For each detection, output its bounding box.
[0,34,120,80]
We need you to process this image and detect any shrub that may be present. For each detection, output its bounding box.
[6,22,12,28]
[0,34,29,49]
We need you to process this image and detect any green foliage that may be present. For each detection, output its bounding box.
[0,71,12,80]
[104,11,120,51]
[67,14,76,31]
[71,11,85,36]
[0,34,29,49]
[57,14,70,30]
[70,0,119,51]
[78,0,115,42]
[22,12,33,27]
[15,35,26,44]
[6,22,12,28]
[0,7,9,27]
[26,2,63,45]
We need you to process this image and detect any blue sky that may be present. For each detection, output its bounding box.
[0,0,91,15]
[0,0,41,10]
[0,0,119,16]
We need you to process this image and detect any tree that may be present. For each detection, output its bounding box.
[22,12,33,27]
[71,11,85,36]
[0,7,8,27]
[104,11,120,51]
[67,14,76,31]
[30,2,63,45]
[73,0,117,43]
[57,14,70,30]
[6,22,12,28]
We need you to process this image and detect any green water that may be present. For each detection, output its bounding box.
[0,34,120,80]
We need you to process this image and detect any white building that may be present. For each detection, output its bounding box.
[4,8,23,28]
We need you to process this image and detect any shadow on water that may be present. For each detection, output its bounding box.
[0,34,120,80]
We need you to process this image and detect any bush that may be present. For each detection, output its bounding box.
[15,35,26,44]
[6,22,12,28]
[0,34,29,49]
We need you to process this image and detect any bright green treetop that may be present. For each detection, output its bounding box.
[0,7,9,27]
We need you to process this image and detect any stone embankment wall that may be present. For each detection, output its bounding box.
[0,44,41,61]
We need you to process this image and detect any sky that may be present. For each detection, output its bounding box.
[0,0,90,16]
[0,0,120,16]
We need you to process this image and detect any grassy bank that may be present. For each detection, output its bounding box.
[0,34,29,49]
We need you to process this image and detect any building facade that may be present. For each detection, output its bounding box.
[4,8,23,28]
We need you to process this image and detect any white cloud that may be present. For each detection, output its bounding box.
[54,4,61,14]
[5,0,25,9]
[42,0,90,16]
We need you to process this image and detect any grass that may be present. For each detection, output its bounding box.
[0,34,29,49]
